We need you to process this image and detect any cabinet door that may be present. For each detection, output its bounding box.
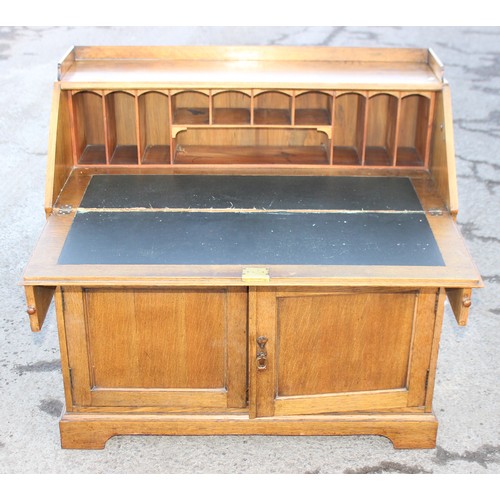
[250,287,438,417]
[62,287,247,410]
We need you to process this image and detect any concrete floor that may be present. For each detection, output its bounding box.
[0,26,498,473]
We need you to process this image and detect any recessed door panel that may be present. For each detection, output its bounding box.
[63,287,247,410]
[251,288,438,417]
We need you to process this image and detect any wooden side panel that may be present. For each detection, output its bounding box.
[44,86,74,215]
[429,85,458,215]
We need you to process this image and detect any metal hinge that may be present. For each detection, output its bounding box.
[242,267,270,283]
[428,209,444,217]
[68,367,74,391]
[424,369,430,391]
[57,204,72,215]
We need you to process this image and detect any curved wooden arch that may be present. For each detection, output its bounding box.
[103,89,136,97]
[295,89,333,97]
[137,89,169,97]
[335,90,367,98]
[368,91,399,100]
[72,89,103,97]
[170,89,210,97]
[211,89,252,97]
[253,89,293,98]
[400,91,431,100]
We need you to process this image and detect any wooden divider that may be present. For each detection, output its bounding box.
[69,88,436,168]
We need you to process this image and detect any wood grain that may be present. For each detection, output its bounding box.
[62,287,246,410]
[45,86,74,215]
[59,412,438,450]
[429,84,458,215]
[59,47,442,91]
[446,287,472,326]
[275,290,417,396]
[24,285,55,332]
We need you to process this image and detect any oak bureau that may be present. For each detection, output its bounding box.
[23,46,482,449]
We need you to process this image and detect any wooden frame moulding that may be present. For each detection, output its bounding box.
[57,47,444,91]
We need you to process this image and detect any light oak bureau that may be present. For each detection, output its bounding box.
[23,46,482,449]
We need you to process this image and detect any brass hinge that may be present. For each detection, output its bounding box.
[424,369,430,391]
[68,367,74,390]
[242,267,270,283]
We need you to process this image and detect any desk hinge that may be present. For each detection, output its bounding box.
[242,267,270,283]
[424,369,430,391]
[57,204,72,215]
[428,209,444,216]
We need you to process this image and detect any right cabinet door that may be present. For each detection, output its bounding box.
[251,287,439,417]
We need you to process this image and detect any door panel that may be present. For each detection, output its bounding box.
[63,286,247,410]
[277,292,416,396]
[251,287,438,417]
[86,289,225,389]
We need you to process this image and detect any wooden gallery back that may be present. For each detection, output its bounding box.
[23,46,482,449]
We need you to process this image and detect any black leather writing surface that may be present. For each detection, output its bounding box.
[80,175,424,212]
[58,211,444,266]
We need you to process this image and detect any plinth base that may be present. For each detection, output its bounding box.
[59,412,438,450]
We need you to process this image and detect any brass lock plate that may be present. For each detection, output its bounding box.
[242,267,270,283]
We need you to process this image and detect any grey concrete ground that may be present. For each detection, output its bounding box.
[0,26,498,473]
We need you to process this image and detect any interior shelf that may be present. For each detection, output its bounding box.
[73,91,107,164]
[70,86,433,168]
[142,145,171,164]
[172,91,209,125]
[174,127,329,165]
[105,91,138,165]
[254,91,292,125]
[79,145,106,164]
[295,91,333,126]
[396,94,430,166]
[175,145,328,165]
[333,93,365,166]
[138,91,170,164]
[213,91,250,125]
[364,93,398,166]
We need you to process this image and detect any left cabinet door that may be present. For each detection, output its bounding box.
[60,287,247,411]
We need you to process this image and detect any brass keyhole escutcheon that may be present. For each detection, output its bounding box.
[257,336,268,350]
[256,336,268,370]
